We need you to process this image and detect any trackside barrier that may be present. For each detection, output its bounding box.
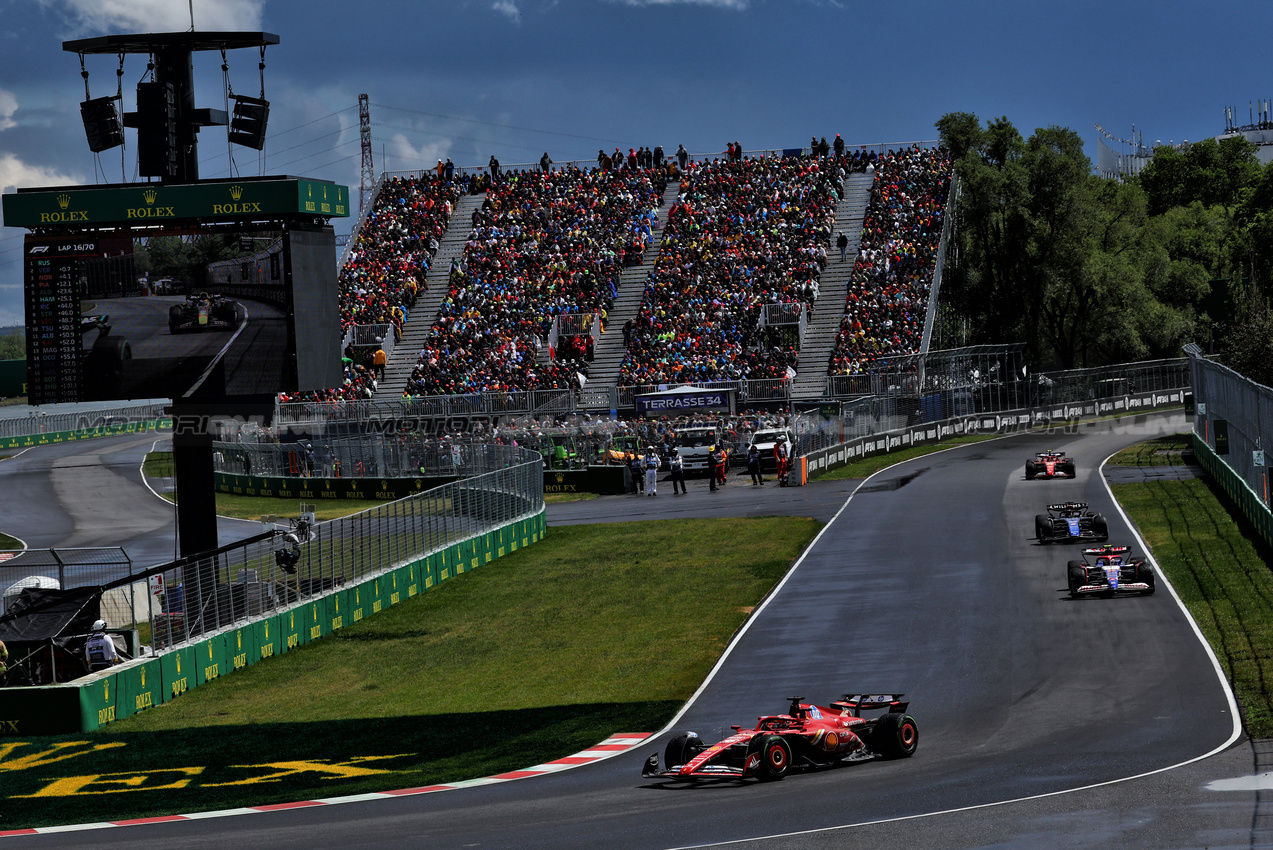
[801,390,1190,481]
[0,511,546,735]
[0,417,170,452]
[1191,426,1273,551]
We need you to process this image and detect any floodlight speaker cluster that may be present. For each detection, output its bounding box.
[80,96,123,152]
[228,94,269,150]
[134,81,178,179]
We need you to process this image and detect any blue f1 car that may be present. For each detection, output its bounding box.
[1036,502,1109,544]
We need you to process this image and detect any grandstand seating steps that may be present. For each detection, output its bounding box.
[790,171,874,401]
[579,181,683,409]
[377,192,487,397]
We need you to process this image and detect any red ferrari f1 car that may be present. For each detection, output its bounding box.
[642,694,918,783]
[1026,450,1075,479]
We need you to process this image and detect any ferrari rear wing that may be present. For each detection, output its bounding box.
[831,694,909,717]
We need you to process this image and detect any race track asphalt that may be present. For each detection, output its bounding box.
[4,411,1264,849]
[0,432,257,578]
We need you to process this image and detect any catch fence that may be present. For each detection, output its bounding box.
[0,402,168,441]
[1186,343,1273,546]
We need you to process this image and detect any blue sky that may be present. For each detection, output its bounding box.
[1,0,1270,327]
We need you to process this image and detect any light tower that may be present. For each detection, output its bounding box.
[359,93,374,215]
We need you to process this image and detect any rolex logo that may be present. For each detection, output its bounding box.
[142,188,157,205]
[230,185,243,200]
[556,473,564,483]
[57,194,71,209]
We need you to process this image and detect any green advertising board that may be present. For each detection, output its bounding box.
[2,177,350,229]
[256,615,281,663]
[280,607,305,653]
[227,625,258,674]
[114,658,162,721]
[160,644,197,702]
[77,672,118,731]
[196,634,228,686]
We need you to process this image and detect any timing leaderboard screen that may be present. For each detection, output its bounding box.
[23,224,341,404]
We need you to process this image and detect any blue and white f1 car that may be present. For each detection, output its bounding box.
[1036,502,1109,544]
[1067,545,1155,598]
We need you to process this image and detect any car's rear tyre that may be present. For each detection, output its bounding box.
[1067,562,1086,598]
[1138,562,1156,595]
[1035,515,1050,543]
[871,712,919,758]
[664,732,705,769]
[754,735,791,781]
[1092,514,1109,540]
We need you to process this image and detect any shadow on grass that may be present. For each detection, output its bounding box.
[0,700,679,829]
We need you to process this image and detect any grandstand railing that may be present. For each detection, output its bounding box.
[920,174,958,354]
[348,323,394,349]
[138,445,542,650]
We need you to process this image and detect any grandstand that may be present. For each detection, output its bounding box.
[322,142,953,411]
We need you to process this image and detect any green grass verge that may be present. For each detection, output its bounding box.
[816,434,999,481]
[1110,435,1273,736]
[0,396,28,407]
[0,531,21,549]
[157,489,394,522]
[142,449,174,477]
[0,516,819,826]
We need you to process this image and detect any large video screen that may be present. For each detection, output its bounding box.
[24,224,341,403]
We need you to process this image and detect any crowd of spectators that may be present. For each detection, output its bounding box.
[618,151,843,386]
[404,164,667,396]
[827,147,952,375]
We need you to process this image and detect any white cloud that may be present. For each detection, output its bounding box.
[39,0,264,34]
[610,0,748,8]
[384,133,450,174]
[0,90,17,132]
[492,1,522,22]
[0,152,81,195]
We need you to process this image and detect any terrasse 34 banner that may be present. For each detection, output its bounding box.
[634,389,733,417]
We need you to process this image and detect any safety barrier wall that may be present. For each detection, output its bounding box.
[0,417,170,452]
[0,511,547,736]
[801,389,1190,482]
[1186,343,1273,550]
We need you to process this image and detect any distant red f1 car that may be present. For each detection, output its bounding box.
[1026,450,1075,479]
[642,694,918,783]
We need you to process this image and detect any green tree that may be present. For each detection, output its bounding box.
[1137,136,1260,216]
[0,330,24,360]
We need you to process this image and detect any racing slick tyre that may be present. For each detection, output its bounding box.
[1025,461,1037,480]
[1035,515,1051,543]
[871,712,919,759]
[1092,514,1109,541]
[1062,460,1077,478]
[169,305,185,334]
[1067,562,1086,598]
[664,732,705,769]
[753,735,792,781]
[1138,563,1156,595]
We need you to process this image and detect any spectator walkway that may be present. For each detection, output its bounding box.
[580,180,681,410]
[377,192,486,397]
[790,171,873,401]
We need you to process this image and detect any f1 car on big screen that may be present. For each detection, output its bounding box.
[1067,545,1155,598]
[642,694,918,783]
[169,291,241,333]
[1036,502,1109,544]
[1026,450,1076,479]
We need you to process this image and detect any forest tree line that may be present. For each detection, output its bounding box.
[935,112,1273,386]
